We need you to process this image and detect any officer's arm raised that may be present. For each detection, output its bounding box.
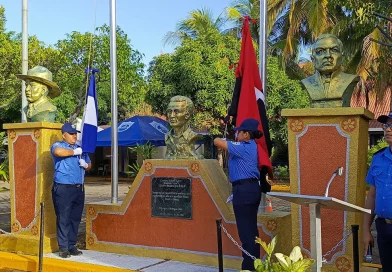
[214,138,228,151]
[53,147,82,157]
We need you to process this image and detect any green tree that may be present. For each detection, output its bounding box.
[0,5,147,125]
[266,57,310,159]
[147,30,240,135]
[0,6,57,124]
[163,7,228,46]
[226,0,391,83]
[52,25,147,123]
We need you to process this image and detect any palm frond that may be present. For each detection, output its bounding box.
[283,0,307,59]
[162,31,186,46]
[357,28,382,81]
[304,0,332,38]
[267,0,290,35]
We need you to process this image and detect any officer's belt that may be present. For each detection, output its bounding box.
[54,182,83,188]
[232,178,259,186]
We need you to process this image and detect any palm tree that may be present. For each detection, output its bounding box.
[163,7,228,46]
[358,12,392,109]
[226,0,332,61]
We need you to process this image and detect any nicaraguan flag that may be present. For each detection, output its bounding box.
[80,68,99,153]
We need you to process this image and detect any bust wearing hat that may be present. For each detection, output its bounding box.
[16,66,60,122]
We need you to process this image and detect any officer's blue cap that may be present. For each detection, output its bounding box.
[233,118,260,132]
[377,112,392,124]
[61,123,80,134]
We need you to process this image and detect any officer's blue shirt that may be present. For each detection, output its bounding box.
[51,141,91,184]
[227,140,260,183]
[366,147,392,219]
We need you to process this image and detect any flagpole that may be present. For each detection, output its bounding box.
[259,0,268,213]
[259,0,267,97]
[110,0,118,203]
[21,0,28,123]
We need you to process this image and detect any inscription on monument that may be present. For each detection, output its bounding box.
[151,177,192,219]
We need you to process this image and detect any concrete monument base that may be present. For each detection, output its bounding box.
[282,107,373,271]
[86,159,291,270]
[1,122,62,254]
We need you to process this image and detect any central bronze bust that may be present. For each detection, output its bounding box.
[165,96,203,159]
[301,34,360,108]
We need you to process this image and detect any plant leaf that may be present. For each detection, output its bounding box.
[275,253,289,268]
[269,235,277,253]
[291,259,314,272]
[254,259,264,271]
[259,240,270,255]
[289,246,303,262]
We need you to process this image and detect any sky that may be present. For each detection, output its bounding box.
[1,0,233,67]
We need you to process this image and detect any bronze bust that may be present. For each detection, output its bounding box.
[16,66,60,122]
[165,96,203,159]
[301,34,359,108]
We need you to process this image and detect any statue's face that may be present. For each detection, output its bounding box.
[25,80,48,103]
[311,37,342,75]
[166,101,189,128]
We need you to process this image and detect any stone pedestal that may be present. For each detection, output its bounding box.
[0,122,62,254]
[282,108,373,271]
[86,159,291,270]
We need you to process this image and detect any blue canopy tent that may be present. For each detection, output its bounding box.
[96,116,169,147]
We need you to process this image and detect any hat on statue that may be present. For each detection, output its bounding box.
[16,66,60,98]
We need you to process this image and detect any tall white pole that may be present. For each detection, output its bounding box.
[259,0,267,96]
[259,0,268,213]
[21,0,28,123]
[110,0,118,203]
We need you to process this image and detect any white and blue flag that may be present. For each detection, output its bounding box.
[80,68,99,153]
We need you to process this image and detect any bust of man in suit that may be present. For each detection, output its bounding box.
[16,66,60,122]
[301,34,359,108]
[165,96,203,159]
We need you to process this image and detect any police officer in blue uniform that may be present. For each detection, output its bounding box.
[51,123,91,258]
[214,118,263,271]
[363,112,392,271]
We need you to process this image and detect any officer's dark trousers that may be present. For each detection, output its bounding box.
[52,183,85,251]
[232,179,261,271]
[376,217,392,271]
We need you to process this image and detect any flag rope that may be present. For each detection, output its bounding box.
[84,0,98,105]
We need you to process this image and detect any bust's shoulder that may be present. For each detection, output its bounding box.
[183,128,202,141]
[337,71,360,83]
[301,73,318,84]
[40,101,57,112]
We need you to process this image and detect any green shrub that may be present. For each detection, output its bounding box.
[126,142,157,178]
[241,236,314,272]
[0,132,8,182]
[368,138,388,168]
[273,165,289,179]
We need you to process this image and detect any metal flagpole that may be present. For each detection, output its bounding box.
[21,0,28,123]
[110,0,118,203]
[259,0,268,212]
[259,0,267,95]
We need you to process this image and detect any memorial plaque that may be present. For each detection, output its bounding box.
[151,177,192,219]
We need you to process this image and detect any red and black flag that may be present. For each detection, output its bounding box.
[227,16,273,189]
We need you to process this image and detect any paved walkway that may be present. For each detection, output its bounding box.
[46,250,237,272]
